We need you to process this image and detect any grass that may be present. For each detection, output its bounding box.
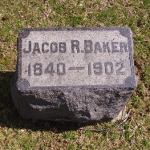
[0,0,150,149]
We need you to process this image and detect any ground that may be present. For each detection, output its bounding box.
[0,0,150,149]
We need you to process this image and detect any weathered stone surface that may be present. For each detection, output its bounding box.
[10,27,137,123]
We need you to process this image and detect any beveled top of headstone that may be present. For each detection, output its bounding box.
[17,27,137,90]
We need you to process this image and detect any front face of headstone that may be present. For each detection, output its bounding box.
[18,27,136,90]
[11,27,137,122]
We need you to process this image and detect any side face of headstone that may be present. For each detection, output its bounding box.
[11,27,137,122]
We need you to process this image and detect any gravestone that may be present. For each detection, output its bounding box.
[11,27,137,123]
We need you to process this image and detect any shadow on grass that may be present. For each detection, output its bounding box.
[0,72,94,133]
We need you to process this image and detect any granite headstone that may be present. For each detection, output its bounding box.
[11,27,137,122]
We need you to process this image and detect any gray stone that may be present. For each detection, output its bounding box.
[10,27,137,123]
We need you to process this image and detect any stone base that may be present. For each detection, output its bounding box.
[11,73,134,123]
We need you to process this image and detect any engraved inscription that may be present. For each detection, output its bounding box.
[21,30,132,87]
[27,61,125,76]
[23,40,128,54]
